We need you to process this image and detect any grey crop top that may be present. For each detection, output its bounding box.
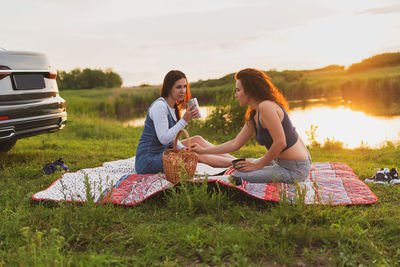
[251,106,298,151]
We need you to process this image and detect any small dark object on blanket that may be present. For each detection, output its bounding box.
[232,158,245,170]
[43,158,69,174]
[228,175,243,186]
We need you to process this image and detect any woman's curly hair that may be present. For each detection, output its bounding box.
[235,68,289,122]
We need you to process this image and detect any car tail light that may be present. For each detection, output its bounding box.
[45,71,57,79]
[0,66,11,80]
[0,116,9,121]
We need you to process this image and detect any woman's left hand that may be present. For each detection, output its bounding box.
[234,160,262,172]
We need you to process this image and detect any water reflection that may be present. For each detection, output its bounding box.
[290,97,400,117]
[123,106,214,128]
[290,105,400,148]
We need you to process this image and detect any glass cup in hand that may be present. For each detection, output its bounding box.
[232,158,245,170]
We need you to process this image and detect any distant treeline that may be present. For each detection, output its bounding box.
[57,68,123,90]
[191,52,400,102]
[347,52,400,73]
[267,66,347,100]
[191,65,346,101]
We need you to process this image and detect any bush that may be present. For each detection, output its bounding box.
[201,94,247,139]
[323,137,344,150]
[57,68,123,90]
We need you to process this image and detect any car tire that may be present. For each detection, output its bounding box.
[0,140,17,152]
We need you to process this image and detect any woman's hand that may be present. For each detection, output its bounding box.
[234,159,263,172]
[182,105,199,122]
[191,143,205,154]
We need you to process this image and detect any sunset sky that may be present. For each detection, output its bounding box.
[2,0,400,85]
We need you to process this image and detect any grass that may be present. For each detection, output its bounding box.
[1,111,400,266]
[59,83,236,120]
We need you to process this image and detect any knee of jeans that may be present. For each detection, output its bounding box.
[232,171,241,178]
[232,171,250,180]
[296,174,308,183]
[296,170,310,182]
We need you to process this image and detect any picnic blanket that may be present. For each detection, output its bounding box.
[32,157,378,206]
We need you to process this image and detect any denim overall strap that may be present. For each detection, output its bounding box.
[135,98,178,174]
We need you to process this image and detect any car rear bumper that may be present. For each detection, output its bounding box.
[0,94,67,143]
[0,112,67,142]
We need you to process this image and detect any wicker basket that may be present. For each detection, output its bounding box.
[163,129,198,183]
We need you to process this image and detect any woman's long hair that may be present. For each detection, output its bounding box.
[235,68,289,122]
[160,70,191,120]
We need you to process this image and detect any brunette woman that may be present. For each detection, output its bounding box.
[135,70,234,174]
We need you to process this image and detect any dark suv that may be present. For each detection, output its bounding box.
[0,49,67,152]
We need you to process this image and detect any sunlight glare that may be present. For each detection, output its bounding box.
[290,106,400,148]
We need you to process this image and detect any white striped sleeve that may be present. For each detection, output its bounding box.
[149,101,188,148]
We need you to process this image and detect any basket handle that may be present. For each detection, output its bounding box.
[174,129,191,152]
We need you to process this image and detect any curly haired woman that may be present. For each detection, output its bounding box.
[192,68,311,184]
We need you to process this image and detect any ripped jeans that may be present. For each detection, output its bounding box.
[232,152,312,184]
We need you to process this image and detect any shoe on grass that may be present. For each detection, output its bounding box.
[367,167,399,184]
[43,162,58,175]
[389,168,398,180]
[42,158,69,175]
[53,158,69,172]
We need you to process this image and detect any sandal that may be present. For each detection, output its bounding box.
[42,158,69,174]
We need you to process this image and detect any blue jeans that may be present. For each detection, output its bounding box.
[135,153,164,174]
[232,153,312,183]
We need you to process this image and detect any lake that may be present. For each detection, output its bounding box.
[123,106,213,127]
[124,102,400,149]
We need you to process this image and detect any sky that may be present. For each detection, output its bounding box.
[2,0,400,86]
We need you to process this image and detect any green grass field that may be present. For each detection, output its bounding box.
[1,111,400,266]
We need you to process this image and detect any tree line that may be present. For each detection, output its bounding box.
[57,68,123,90]
[347,52,400,73]
[190,52,400,102]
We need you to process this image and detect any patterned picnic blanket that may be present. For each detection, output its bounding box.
[32,157,378,206]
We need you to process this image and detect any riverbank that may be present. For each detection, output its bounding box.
[59,62,400,121]
[1,114,399,265]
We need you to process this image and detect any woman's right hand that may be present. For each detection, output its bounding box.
[182,105,198,122]
[191,143,205,154]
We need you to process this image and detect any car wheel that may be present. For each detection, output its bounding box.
[0,140,17,152]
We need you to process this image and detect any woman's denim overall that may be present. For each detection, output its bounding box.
[135,98,177,174]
